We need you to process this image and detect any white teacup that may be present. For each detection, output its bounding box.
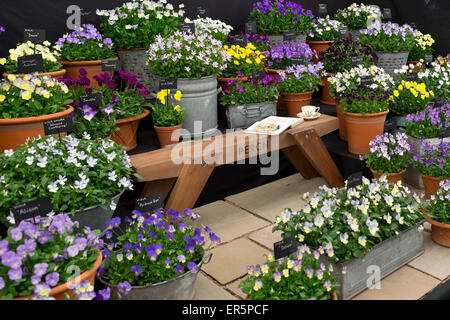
[302,106,320,117]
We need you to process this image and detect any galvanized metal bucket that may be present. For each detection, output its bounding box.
[375,51,409,77]
[100,252,213,300]
[225,102,277,129]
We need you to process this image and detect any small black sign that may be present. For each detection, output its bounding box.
[24,28,45,44]
[409,22,417,29]
[197,6,207,17]
[352,30,360,41]
[13,197,52,224]
[17,54,44,74]
[318,3,328,15]
[274,235,298,260]
[180,23,195,34]
[383,8,392,19]
[234,34,247,47]
[79,93,103,107]
[283,29,296,42]
[425,55,433,64]
[252,70,266,81]
[159,78,178,90]
[384,119,397,133]
[360,75,373,86]
[136,192,164,213]
[406,72,418,81]
[101,60,121,72]
[245,22,257,34]
[43,118,74,136]
[396,117,407,127]
[440,127,450,139]
[434,97,445,108]
[351,56,363,66]
[347,172,363,188]
[80,8,101,26]
[339,26,349,39]
[291,55,306,66]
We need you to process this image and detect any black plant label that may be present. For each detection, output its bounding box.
[252,70,266,81]
[440,127,450,139]
[352,30,360,41]
[318,3,328,15]
[245,22,257,34]
[283,29,296,42]
[159,78,178,90]
[425,55,433,64]
[406,72,418,81]
[43,118,74,136]
[180,23,195,34]
[347,172,363,189]
[291,55,306,66]
[384,119,397,133]
[136,192,164,214]
[13,197,52,223]
[274,236,298,260]
[434,97,445,108]
[383,8,392,19]
[360,76,373,86]
[17,54,44,74]
[80,93,103,107]
[339,26,349,39]
[101,60,121,72]
[197,6,207,17]
[234,34,247,47]
[24,28,45,44]
[351,56,363,66]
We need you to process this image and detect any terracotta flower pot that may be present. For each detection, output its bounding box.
[320,74,336,106]
[335,101,347,141]
[280,91,314,117]
[425,216,450,248]
[14,252,102,300]
[110,108,150,152]
[3,69,66,80]
[59,57,119,88]
[343,109,389,155]
[0,105,74,153]
[306,40,334,64]
[370,167,405,184]
[154,124,183,147]
[421,174,449,199]
[217,76,248,93]
[407,60,425,72]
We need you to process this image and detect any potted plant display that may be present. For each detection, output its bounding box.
[319,39,377,106]
[239,251,338,300]
[249,0,314,46]
[277,62,325,117]
[97,0,186,93]
[423,180,450,247]
[146,30,229,139]
[227,33,270,54]
[97,209,220,300]
[193,16,233,43]
[265,41,315,75]
[389,79,434,117]
[0,135,135,231]
[55,24,117,88]
[412,140,450,199]
[306,17,343,63]
[418,55,450,102]
[273,178,424,300]
[359,21,416,76]
[220,75,279,129]
[1,41,65,79]
[0,214,102,300]
[0,74,73,152]
[408,32,434,67]
[151,89,186,146]
[329,65,394,153]
[363,132,411,183]
[335,3,382,39]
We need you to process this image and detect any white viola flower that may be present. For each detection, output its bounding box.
[86,156,98,168]
[108,171,118,181]
[74,178,89,190]
[26,156,34,166]
[48,181,59,193]
[110,200,117,211]
[118,177,133,190]
[106,152,117,162]
[0,176,5,183]
[358,236,367,247]
[57,175,67,185]
[4,149,14,157]
[6,212,15,225]
[82,132,91,140]
[36,156,48,168]
[28,147,36,154]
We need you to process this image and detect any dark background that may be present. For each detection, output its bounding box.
[0,0,448,58]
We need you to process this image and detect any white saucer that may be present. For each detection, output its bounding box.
[297,112,321,120]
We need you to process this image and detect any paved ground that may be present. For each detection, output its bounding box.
[191,174,450,300]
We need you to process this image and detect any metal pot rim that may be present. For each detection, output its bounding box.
[65,190,125,216]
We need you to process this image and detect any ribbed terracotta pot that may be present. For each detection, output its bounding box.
[3,69,66,80]
[320,74,336,106]
[265,67,286,110]
[280,91,314,117]
[110,108,150,152]
[307,40,334,64]
[425,216,450,248]
[217,76,248,93]
[14,252,102,300]
[335,101,347,141]
[370,168,405,184]
[421,175,448,199]
[343,110,389,155]
[59,57,118,88]
[154,124,182,147]
[0,105,74,153]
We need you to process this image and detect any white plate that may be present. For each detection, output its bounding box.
[297,112,321,120]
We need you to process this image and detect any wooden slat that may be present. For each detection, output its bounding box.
[282,146,319,180]
[140,178,177,200]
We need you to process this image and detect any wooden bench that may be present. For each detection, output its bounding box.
[131,114,344,212]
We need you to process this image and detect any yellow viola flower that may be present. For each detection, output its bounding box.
[21,91,32,100]
[7,74,16,81]
[223,45,229,50]
[245,59,252,64]
[393,90,399,97]
[255,57,261,64]
[174,90,182,101]
[430,90,434,96]
[43,91,51,99]
[0,95,5,102]
[0,58,6,65]
[234,60,239,65]
[174,105,181,112]
[398,85,403,90]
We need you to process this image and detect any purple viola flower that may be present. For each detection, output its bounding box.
[174,264,185,274]
[96,267,105,278]
[8,268,23,281]
[38,231,51,245]
[33,263,48,277]
[101,104,114,116]
[130,265,142,277]
[0,240,9,255]
[95,287,111,300]
[209,233,221,244]
[45,272,60,287]
[67,245,79,258]
[147,250,157,262]
[10,228,23,242]
[118,281,132,296]
[187,262,198,272]
[177,254,186,263]
[237,86,245,93]
[0,26,5,33]
[185,244,194,254]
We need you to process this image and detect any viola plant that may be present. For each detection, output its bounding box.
[221,43,266,78]
[423,180,450,225]
[335,3,382,30]
[239,250,337,300]
[194,16,233,43]
[220,75,279,106]
[319,39,377,74]
[412,140,450,178]
[417,56,450,102]
[0,74,72,119]
[308,17,343,41]
[277,63,325,94]
[0,41,62,74]
[266,41,314,70]
[389,80,434,115]
[405,104,450,139]
[249,0,313,35]
[55,24,115,62]
[409,32,434,61]
[273,178,424,262]
[339,86,391,115]
[0,135,135,222]
[363,132,411,174]
[359,21,416,53]
[151,89,185,127]
[97,0,186,49]
[227,33,270,53]
[146,31,229,79]
[98,209,221,292]
[0,214,101,299]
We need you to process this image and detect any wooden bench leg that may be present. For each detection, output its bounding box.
[290,129,345,188]
[140,178,177,200]
[282,146,319,180]
[165,162,215,212]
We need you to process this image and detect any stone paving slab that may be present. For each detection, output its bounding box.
[226,276,248,300]
[194,273,238,300]
[248,224,283,251]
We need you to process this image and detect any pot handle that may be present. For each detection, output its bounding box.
[217,86,223,95]
[199,253,213,267]
[241,106,263,118]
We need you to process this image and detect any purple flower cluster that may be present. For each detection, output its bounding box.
[406,103,450,139]
[56,24,113,50]
[413,140,450,176]
[252,0,311,18]
[268,41,314,69]
[0,26,5,33]
[228,32,269,50]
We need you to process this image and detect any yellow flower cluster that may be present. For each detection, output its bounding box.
[223,43,265,66]
[0,41,60,64]
[156,89,182,112]
[390,80,434,101]
[0,74,69,101]
[415,32,434,50]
